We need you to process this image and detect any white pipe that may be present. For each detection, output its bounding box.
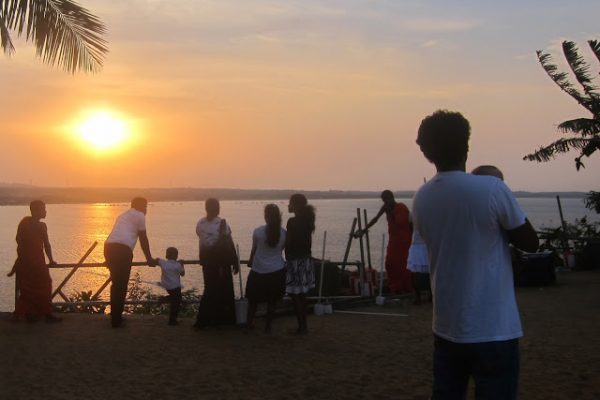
[317,231,327,303]
[334,310,408,317]
[379,234,385,297]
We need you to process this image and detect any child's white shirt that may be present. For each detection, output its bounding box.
[157,259,184,290]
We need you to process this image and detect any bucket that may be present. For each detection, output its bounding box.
[314,303,325,316]
[565,251,576,269]
[375,296,385,306]
[235,298,248,325]
[324,303,333,314]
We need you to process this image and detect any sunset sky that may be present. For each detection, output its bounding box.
[1,0,599,192]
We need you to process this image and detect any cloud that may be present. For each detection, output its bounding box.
[399,17,481,33]
[421,40,438,48]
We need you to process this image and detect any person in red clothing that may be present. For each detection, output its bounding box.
[356,190,412,293]
[7,200,61,323]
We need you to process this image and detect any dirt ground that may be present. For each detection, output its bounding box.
[1,269,599,400]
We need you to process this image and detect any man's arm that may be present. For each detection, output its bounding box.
[41,223,56,264]
[138,230,155,265]
[355,206,385,237]
[507,219,539,253]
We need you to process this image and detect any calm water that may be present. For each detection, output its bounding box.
[1,197,596,311]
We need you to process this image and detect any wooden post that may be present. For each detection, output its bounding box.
[341,217,357,272]
[91,277,112,300]
[52,241,98,301]
[556,195,570,251]
[363,209,373,271]
[356,208,366,268]
[356,208,366,295]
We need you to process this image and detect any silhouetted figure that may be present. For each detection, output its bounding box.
[155,247,185,326]
[104,197,155,328]
[413,110,539,400]
[285,193,316,335]
[471,165,504,180]
[356,190,412,293]
[9,200,61,323]
[246,204,286,332]
[194,198,239,329]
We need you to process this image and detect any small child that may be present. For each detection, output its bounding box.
[155,247,185,326]
[471,165,504,181]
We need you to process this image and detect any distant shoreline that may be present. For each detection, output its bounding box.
[0,186,587,206]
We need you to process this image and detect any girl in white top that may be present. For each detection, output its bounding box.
[407,229,431,305]
[245,204,286,332]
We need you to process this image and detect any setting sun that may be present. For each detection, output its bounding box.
[77,111,129,151]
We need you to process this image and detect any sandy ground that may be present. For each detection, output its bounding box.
[1,270,599,400]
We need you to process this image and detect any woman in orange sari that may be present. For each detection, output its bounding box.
[356,190,412,294]
[8,200,61,323]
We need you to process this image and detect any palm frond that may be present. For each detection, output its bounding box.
[581,137,600,157]
[0,15,16,55]
[523,137,593,162]
[557,118,600,137]
[2,0,107,73]
[589,40,600,63]
[537,49,593,113]
[562,41,598,95]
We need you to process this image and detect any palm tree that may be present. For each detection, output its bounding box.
[523,40,600,170]
[524,40,600,213]
[0,0,107,73]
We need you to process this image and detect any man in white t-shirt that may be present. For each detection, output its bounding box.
[412,110,539,399]
[104,197,156,328]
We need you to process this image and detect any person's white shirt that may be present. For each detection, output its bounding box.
[251,226,286,274]
[413,171,526,343]
[196,216,231,249]
[157,259,184,290]
[106,208,146,250]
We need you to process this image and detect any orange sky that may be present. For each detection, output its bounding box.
[1,1,599,191]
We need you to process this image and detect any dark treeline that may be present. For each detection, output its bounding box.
[0,186,586,206]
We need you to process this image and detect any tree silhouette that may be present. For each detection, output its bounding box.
[524,40,600,170]
[0,0,107,73]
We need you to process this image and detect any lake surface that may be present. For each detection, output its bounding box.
[1,197,597,311]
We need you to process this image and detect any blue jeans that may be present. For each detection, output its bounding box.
[432,335,520,400]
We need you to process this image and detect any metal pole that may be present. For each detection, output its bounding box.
[236,244,243,298]
[379,234,385,297]
[317,231,327,303]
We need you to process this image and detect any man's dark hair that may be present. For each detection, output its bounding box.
[131,197,148,210]
[417,110,471,169]
[29,200,45,214]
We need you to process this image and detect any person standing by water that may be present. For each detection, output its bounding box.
[285,193,316,335]
[194,198,239,329]
[245,204,287,333]
[356,190,412,294]
[104,197,156,328]
[8,200,61,323]
[413,110,538,399]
